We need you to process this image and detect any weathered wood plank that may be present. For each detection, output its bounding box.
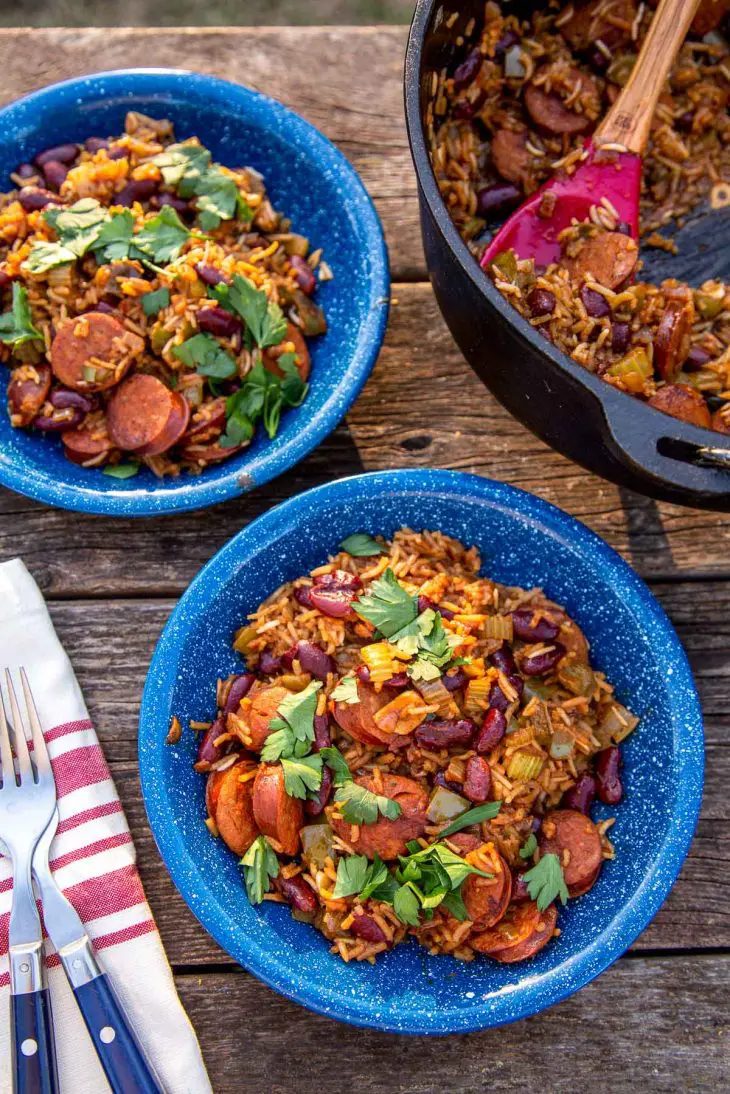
[4,285,730,596]
[44,589,730,958]
[174,956,730,1094]
[0,27,424,280]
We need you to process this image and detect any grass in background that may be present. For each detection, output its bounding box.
[0,0,416,27]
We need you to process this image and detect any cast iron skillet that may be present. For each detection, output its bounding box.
[405,0,730,510]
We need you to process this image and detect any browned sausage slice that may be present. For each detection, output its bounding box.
[564,231,638,290]
[490,129,532,187]
[560,0,636,51]
[524,70,598,136]
[711,407,730,435]
[181,396,227,443]
[235,685,292,753]
[181,439,245,465]
[264,321,310,382]
[539,808,603,898]
[252,762,303,856]
[653,299,695,382]
[207,761,259,856]
[7,363,51,426]
[333,680,399,749]
[461,844,512,928]
[107,374,190,455]
[471,900,558,962]
[51,311,143,392]
[648,384,711,429]
[61,412,116,466]
[330,773,428,860]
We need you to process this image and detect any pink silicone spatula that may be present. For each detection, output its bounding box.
[481,0,702,272]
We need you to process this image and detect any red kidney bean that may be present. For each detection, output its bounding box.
[280,646,297,671]
[530,815,542,833]
[32,409,84,432]
[50,389,96,413]
[580,285,611,318]
[611,322,631,354]
[477,183,521,218]
[489,646,524,699]
[685,345,711,370]
[275,875,318,914]
[596,746,623,805]
[96,301,120,316]
[258,651,282,675]
[453,47,482,91]
[310,570,362,619]
[294,640,335,681]
[290,255,316,295]
[350,914,387,943]
[195,263,229,286]
[474,707,506,754]
[315,569,362,591]
[107,146,128,161]
[453,91,487,120]
[433,770,463,794]
[223,673,255,714]
[385,672,410,690]
[510,872,531,904]
[114,178,158,206]
[488,682,509,712]
[293,584,314,609]
[417,595,454,620]
[511,608,560,643]
[462,755,492,803]
[16,163,39,180]
[313,714,331,752]
[196,306,242,338]
[85,137,110,153]
[520,642,565,676]
[588,48,610,72]
[356,665,371,683]
[150,192,193,216]
[35,143,78,167]
[415,717,475,749]
[43,161,68,191]
[18,186,57,211]
[563,771,598,814]
[304,764,333,817]
[494,29,519,55]
[528,288,556,318]
[196,717,227,765]
[442,667,468,692]
[675,110,694,132]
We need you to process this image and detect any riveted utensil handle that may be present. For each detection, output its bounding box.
[73,974,164,1094]
[11,989,59,1094]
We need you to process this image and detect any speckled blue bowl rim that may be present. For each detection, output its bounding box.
[0,68,389,516]
[139,469,703,1033]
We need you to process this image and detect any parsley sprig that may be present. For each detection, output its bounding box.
[522,852,569,911]
[354,568,419,639]
[329,676,359,705]
[212,274,287,350]
[151,141,254,230]
[260,682,325,799]
[0,284,42,346]
[221,356,307,448]
[339,533,386,557]
[319,746,403,826]
[240,835,279,904]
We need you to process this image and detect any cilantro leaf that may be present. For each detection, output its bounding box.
[142,287,170,317]
[519,833,538,860]
[407,658,442,682]
[354,568,418,639]
[103,463,140,480]
[330,676,359,705]
[438,801,502,838]
[335,781,402,826]
[23,241,77,274]
[152,142,211,189]
[340,533,386,558]
[333,854,370,899]
[219,358,295,447]
[319,745,352,787]
[441,887,470,922]
[523,852,569,911]
[173,332,237,378]
[134,206,191,265]
[194,169,245,230]
[92,209,135,263]
[259,721,295,763]
[213,274,287,349]
[278,353,308,407]
[281,754,323,799]
[358,855,390,901]
[240,835,279,904]
[0,284,42,346]
[44,198,109,256]
[393,883,421,926]
[276,681,321,743]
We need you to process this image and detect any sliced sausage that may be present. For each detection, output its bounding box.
[107,374,190,455]
[242,685,292,752]
[560,0,636,52]
[252,763,303,857]
[206,761,259,856]
[181,439,245,465]
[264,322,310,381]
[181,396,227,443]
[711,407,730,435]
[7,363,51,426]
[564,231,638,290]
[648,384,711,429]
[446,832,482,854]
[653,299,695,382]
[490,129,532,187]
[690,0,730,36]
[61,413,116,466]
[538,808,603,898]
[330,773,428,860]
[471,900,558,962]
[51,311,144,392]
[461,844,512,928]
[333,679,399,749]
[524,70,598,136]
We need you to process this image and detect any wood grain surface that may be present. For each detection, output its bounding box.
[0,25,727,1092]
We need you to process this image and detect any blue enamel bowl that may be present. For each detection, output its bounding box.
[139,470,703,1033]
[0,70,389,516]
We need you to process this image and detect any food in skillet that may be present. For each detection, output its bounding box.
[1,112,327,477]
[427,1,730,431]
[185,528,637,964]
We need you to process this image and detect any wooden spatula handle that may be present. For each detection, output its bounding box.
[594,0,701,154]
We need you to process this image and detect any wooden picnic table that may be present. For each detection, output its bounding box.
[0,24,728,1093]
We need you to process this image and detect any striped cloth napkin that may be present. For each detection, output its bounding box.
[0,558,212,1094]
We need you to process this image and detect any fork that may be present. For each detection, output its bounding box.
[0,668,60,1094]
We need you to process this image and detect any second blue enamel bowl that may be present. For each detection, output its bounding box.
[139,469,703,1033]
[0,69,389,516]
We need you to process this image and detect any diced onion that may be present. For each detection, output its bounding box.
[504,44,526,78]
[549,728,575,760]
[598,702,639,746]
[300,824,335,868]
[427,786,471,824]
